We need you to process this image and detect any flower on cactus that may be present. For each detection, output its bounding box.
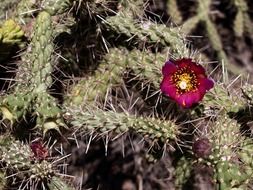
[160,58,214,108]
[30,140,48,160]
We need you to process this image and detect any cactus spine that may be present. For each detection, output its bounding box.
[65,106,178,143]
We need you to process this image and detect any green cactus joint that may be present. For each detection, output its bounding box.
[0,11,66,133]
[0,19,24,61]
[104,12,189,58]
[0,136,59,188]
[194,116,253,189]
[175,157,193,189]
[201,84,245,114]
[48,177,75,190]
[65,106,178,143]
[41,0,72,16]
[242,84,253,105]
[0,19,24,44]
[65,48,167,106]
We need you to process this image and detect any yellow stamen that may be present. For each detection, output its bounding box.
[172,68,198,94]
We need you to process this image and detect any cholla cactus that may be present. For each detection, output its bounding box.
[0,11,66,133]
[0,137,52,187]
[0,0,252,189]
[0,19,24,62]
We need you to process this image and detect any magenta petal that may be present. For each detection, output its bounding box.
[175,58,192,68]
[198,78,214,93]
[162,60,177,76]
[176,91,202,108]
[190,62,206,75]
[160,77,177,99]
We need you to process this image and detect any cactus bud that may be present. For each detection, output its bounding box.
[192,137,212,158]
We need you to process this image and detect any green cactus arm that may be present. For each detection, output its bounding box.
[0,136,33,170]
[0,19,24,44]
[233,0,250,37]
[174,157,193,189]
[0,170,6,189]
[201,83,245,114]
[167,0,182,25]
[0,169,7,189]
[239,138,253,174]
[243,13,253,37]
[104,12,189,58]
[65,48,166,106]
[27,11,54,89]
[196,0,244,76]
[64,106,178,143]
[48,177,75,190]
[178,15,200,35]
[65,52,127,106]
[16,0,39,25]
[242,84,253,105]
[41,0,72,16]
[0,136,54,181]
[24,11,65,133]
[193,116,253,189]
[234,8,244,37]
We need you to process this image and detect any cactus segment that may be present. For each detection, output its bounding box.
[194,116,253,189]
[65,48,166,106]
[0,11,65,133]
[65,106,178,143]
[104,12,189,58]
[42,0,71,16]
[0,136,54,183]
[0,19,24,44]
[48,177,74,190]
[202,84,245,114]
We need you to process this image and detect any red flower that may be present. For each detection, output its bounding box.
[160,58,214,108]
[30,141,48,160]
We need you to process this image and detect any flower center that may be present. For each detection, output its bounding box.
[172,68,198,94]
[179,80,187,90]
[177,73,193,90]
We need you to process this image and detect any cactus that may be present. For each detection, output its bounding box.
[191,116,253,189]
[0,170,6,189]
[65,105,178,143]
[104,12,189,58]
[0,0,253,189]
[0,19,24,44]
[242,84,253,105]
[0,136,55,188]
[65,48,168,105]
[0,11,66,133]
[15,0,39,25]
[233,0,253,37]
[170,0,248,75]
[0,19,24,61]
[48,177,74,190]
[41,0,72,16]
[201,84,245,114]
[167,0,182,25]
[175,157,193,189]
